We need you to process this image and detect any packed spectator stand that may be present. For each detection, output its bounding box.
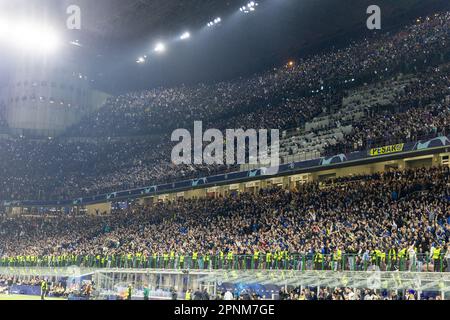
[0,166,449,274]
[0,12,449,201]
[0,13,448,304]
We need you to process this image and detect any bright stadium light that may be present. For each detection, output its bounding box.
[207,17,222,27]
[240,2,258,14]
[39,29,60,53]
[180,32,190,40]
[0,18,8,40]
[136,56,146,64]
[154,42,166,53]
[1,19,60,54]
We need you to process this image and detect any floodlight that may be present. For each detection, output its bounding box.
[154,42,166,53]
[180,32,190,40]
[7,20,60,54]
[0,18,8,40]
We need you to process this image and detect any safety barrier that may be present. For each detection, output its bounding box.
[1,253,448,272]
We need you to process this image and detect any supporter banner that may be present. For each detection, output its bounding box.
[369,143,404,156]
[4,135,450,207]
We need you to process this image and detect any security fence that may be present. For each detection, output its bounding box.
[1,253,448,272]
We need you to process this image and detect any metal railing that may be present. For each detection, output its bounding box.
[1,253,448,272]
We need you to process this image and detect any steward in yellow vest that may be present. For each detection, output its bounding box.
[40,280,48,300]
[266,252,272,264]
[314,252,323,270]
[388,248,397,262]
[179,254,185,268]
[227,251,233,269]
[333,249,342,261]
[227,251,233,261]
[253,250,260,269]
[433,246,442,272]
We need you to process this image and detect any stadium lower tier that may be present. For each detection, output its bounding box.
[0,166,449,269]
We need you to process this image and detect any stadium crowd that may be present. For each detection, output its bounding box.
[324,64,450,155]
[278,287,442,300]
[0,11,449,201]
[0,165,449,272]
[67,11,450,138]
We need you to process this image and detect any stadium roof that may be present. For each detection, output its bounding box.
[73,0,245,41]
[0,0,246,44]
[0,0,449,92]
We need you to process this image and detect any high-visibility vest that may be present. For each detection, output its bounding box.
[163,253,169,261]
[220,251,224,260]
[333,249,342,261]
[227,252,233,261]
[314,253,323,263]
[185,291,191,300]
[170,251,175,260]
[371,250,378,261]
[398,248,406,259]
[266,253,272,263]
[388,249,396,261]
[192,252,198,260]
[253,251,259,260]
[205,254,210,262]
[180,255,185,263]
[433,248,441,260]
[376,250,383,259]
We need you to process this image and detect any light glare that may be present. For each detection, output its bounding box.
[154,42,166,53]
[1,19,60,54]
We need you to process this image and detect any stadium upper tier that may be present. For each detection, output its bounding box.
[0,12,449,201]
[0,166,449,273]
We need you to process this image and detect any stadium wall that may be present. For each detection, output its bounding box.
[1,56,110,137]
